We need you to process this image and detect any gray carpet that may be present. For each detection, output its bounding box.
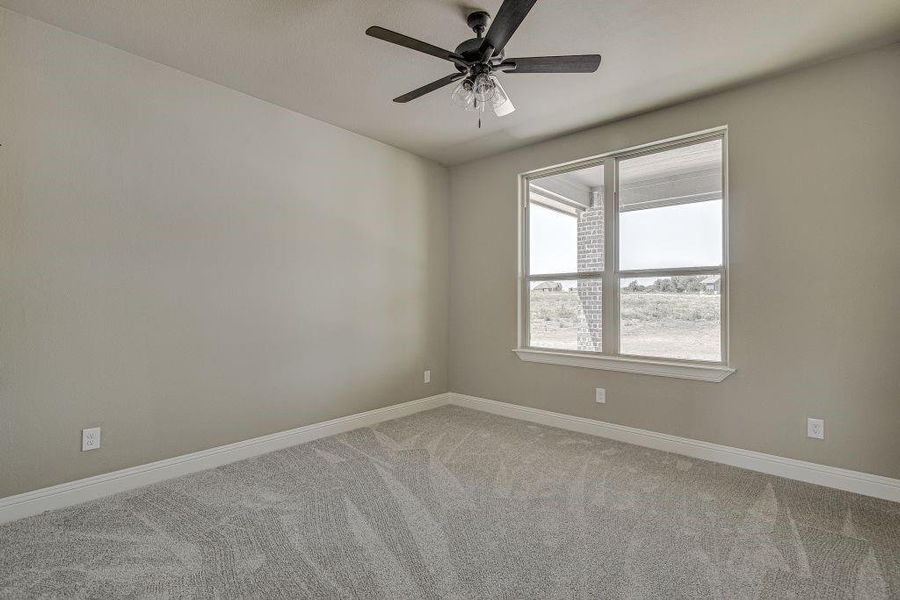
[1,405,898,599]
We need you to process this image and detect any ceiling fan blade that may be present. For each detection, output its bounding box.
[393,73,464,103]
[500,55,602,73]
[366,26,467,66]
[479,0,538,59]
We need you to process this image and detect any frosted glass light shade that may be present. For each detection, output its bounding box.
[490,76,515,116]
[450,79,475,109]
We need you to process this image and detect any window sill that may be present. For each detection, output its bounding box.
[513,348,735,382]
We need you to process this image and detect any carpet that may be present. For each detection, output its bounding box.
[1,405,898,599]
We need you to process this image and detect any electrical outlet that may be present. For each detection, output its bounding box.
[807,418,824,440]
[424,370,431,384]
[82,427,101,451]
[595,388,606,404]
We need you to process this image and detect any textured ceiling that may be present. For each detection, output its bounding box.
[3,0,900,165]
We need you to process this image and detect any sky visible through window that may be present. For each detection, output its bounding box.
[530,199,722,286]
[619,200,722,271]
[529,203,578,279]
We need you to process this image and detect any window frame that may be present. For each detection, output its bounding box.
[516,127,734,382]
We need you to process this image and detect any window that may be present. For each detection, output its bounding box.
[517,130,733,381]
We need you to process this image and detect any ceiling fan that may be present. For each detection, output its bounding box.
[365,0,601,123]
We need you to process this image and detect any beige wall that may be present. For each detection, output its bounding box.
[449,44,900,479]
[0,10,449,497]
[2,7,898,501]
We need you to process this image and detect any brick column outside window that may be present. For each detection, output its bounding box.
[576,188,604,351]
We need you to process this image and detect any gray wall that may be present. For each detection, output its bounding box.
[0,10,449,498]
[449,44,900,479]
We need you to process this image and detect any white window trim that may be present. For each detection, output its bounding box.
[515,127,735,382]
[513,349,735,382]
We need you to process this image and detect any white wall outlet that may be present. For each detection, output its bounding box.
[82,427,101,451]
[423,369,431,384]
[807,418,824,440]
[595,387,606,404]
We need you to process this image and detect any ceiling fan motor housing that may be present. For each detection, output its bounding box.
[455,10,504,68]
[455,39,504,65]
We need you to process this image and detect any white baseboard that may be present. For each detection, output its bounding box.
[0,392,451,524]
[3,389,896,525]
[449,393,900,503]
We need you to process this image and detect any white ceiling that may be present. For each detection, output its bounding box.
[3,0,899,165]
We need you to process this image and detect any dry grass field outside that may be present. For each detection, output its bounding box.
[529,289,721,361]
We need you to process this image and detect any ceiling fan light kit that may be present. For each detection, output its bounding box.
[450,79,476,110]
[365,0,601,126]
[491,78,516,116]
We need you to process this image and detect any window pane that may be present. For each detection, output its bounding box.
[529,279,601,352]
[528,164,604,275]
[529,203,576,274]
[618,139,722,270]
[619,201,722,270]
[620,275,721,361]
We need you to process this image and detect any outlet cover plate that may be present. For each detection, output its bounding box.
[82,427,101,451]
[595,388,606,404]
[807,418,824,440]
[424,370,431,384]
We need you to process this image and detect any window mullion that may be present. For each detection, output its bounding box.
[601,156,619,356]
[618,265,722,278]
[527,271,602,281]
